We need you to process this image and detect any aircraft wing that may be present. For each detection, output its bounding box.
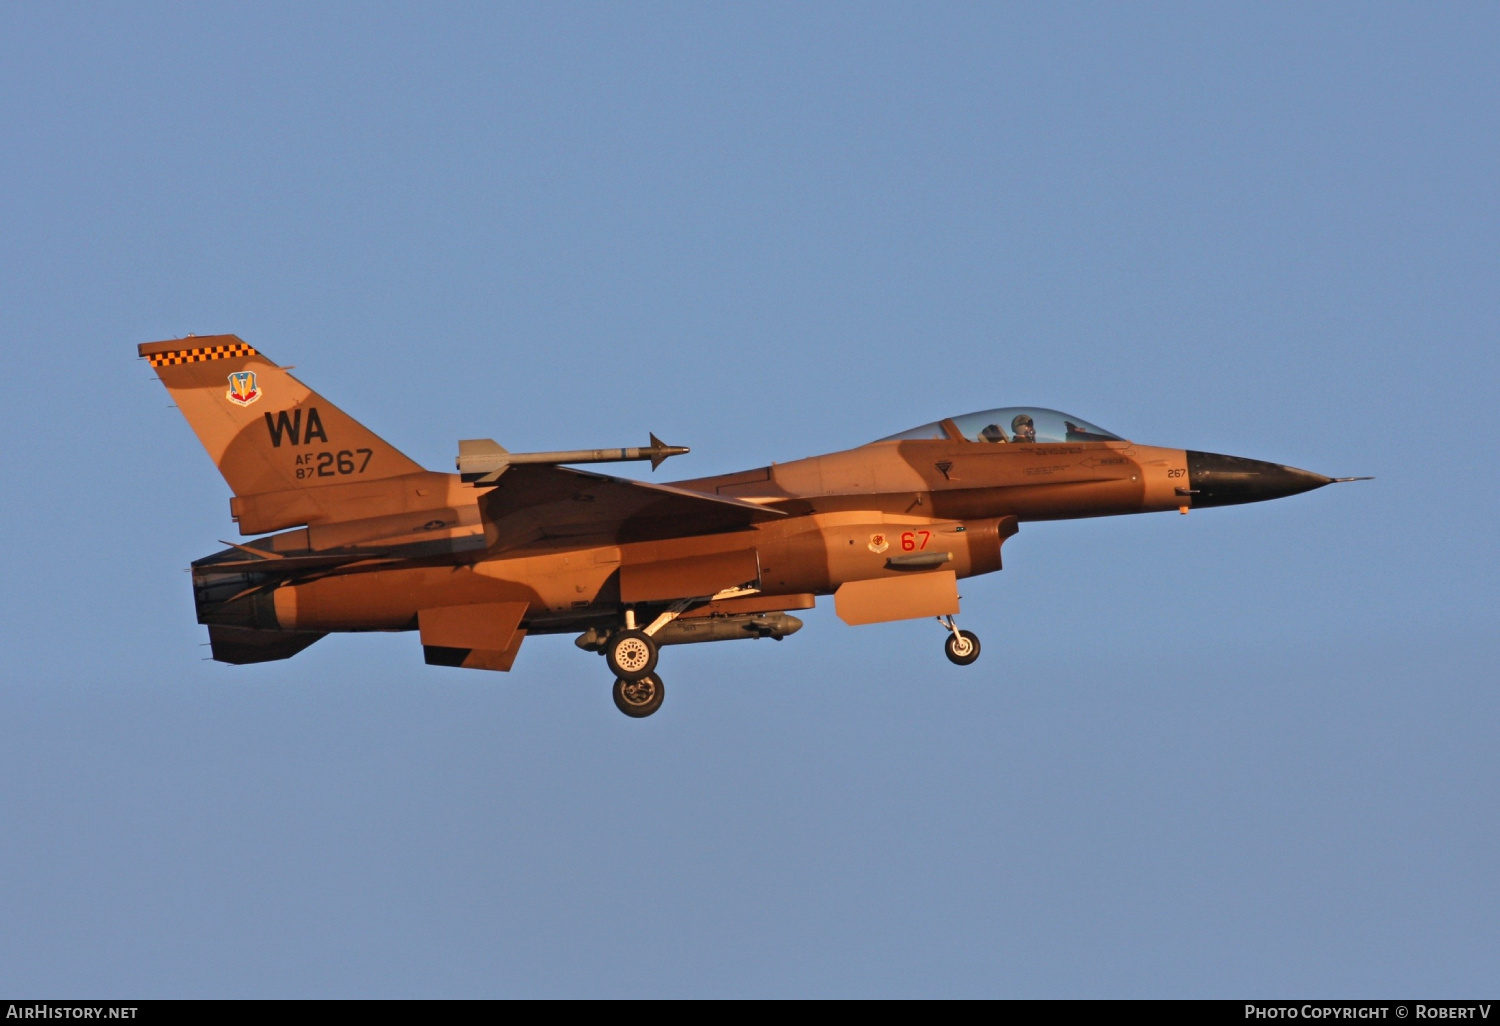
[477,464,786,552]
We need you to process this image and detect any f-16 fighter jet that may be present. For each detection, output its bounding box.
[143,335,1367,718]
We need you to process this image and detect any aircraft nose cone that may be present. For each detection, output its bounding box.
[1186,451,1333,508]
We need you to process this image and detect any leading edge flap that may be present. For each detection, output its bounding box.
[477,463,786,551]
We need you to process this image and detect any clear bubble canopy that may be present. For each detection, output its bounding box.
[876,407,1125,445]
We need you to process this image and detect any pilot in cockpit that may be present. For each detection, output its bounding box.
[979,423,1007,443]
[1011,413,1037,443]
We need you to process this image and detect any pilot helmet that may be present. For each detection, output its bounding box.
[1011,414,1034,431]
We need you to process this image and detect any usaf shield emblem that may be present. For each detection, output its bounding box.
[226,370,261,407]
[867,533,889,554]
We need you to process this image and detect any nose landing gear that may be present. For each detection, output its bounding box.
[939,615,981,665]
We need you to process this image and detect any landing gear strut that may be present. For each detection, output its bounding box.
[613,673,665,718]
[939,615,981,666]
[599,609,665,717]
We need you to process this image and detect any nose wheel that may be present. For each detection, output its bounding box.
[939,616,981,666]
[614,674,665,718]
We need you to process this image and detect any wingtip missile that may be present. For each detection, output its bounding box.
[457,433,690,482]
[647,432,690,471]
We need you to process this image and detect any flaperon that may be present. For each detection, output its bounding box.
[143,334,1368,718]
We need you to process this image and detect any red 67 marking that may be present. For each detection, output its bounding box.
[900,530,931,551]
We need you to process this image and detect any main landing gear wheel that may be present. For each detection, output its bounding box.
[605,629,658,681]
[614,674,665,718]
[944,629,981,666]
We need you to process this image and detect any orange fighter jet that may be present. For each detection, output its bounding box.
[143,335,1368,718]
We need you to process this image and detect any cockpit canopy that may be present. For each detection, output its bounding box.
[876,407,1125,445]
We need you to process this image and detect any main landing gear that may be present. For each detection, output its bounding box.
[599,608,668,718]
[613,674,665,718]
[604,629,658,681]
[604,630,665,718]
[594,608,979,717]
[939,615,981,666]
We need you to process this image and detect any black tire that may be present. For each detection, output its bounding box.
[613,674,665,718]
[944,629,981,666]
[605,629,658,681]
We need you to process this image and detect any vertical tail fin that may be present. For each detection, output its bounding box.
[140,335,424,498]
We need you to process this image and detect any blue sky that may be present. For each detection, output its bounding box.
[0,2,1495,996]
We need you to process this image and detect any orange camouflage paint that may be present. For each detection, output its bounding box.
[143,335,1363,717]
